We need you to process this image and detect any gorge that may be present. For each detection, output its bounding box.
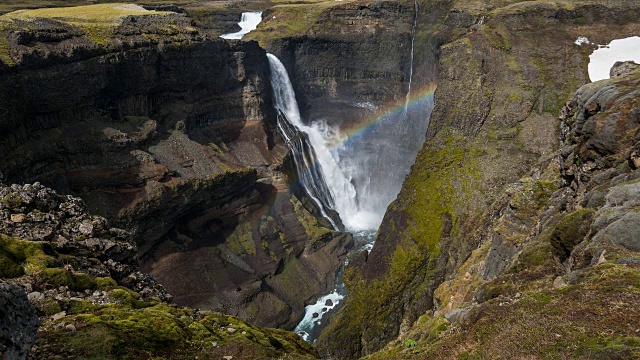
[1,0,640,359]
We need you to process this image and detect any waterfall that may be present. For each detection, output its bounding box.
[220,12,263,40]
[403,0,419,120]
[268,54,360,229]
[276,110,339,229]
[268,27,434,340]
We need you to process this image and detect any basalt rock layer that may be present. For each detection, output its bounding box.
[0,4,351,330]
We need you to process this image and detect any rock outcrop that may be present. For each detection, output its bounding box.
[0,282,38,360]
[0,182,318,359]
[0,4,351,330]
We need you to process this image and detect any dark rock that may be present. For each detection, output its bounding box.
[0,282,38,360]
[610,60,640,78]
[550,209,595,262]
[0,10,352,330]
[325,299,333,307]
[592,212,640,251]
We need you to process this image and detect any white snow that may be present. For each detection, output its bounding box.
[582,36,640,82]
[574,36,590,46]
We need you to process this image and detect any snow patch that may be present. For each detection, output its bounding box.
[587,36,640,82]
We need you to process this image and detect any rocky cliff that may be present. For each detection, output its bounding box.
[0,4,351,331]
[312,0,640,358]
[359,58,640,360]
[0,182,318,359]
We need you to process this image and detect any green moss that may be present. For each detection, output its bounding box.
[96,276,118,289]
[73,272,98,291]
[1,4,172,48]
[110,288,157,309]
[550,208,595,260]
[69,299,103,315]
[322,132,482,353]
[42,268,74,287]
[481,24,511,51]
[41,268,98,291]
[0,247,24,277]
[290,196,331,241]
[225,222,256,256]
[0,192,22,209]
[36,299,62,316]
[245,1,344,46]
[40,302,318,359]
[0,235,54,277]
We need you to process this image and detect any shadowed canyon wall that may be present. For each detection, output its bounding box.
[0,8,352,330]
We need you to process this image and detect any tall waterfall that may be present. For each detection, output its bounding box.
[268,14,434,338]
[268,50,433,231]
[268,54,357,229]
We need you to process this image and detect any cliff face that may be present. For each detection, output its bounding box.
[361,59,640,360]
[250,0,441,139]
[0,182,318,359]
[0,4,351,330]
[313,0,640,358]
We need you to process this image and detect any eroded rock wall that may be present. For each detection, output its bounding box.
[0,8,351,330]
[316,0,640,358]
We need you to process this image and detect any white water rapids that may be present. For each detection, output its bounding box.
[220,12,262,40]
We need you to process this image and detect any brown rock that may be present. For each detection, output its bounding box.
[10,214,25,223]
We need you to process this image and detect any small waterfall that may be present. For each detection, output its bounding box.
[220,12,263,40]
[403,0,419,120]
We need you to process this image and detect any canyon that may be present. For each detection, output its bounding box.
[1,0,640,359]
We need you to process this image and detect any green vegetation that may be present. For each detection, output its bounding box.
[225,222,256,256]
[245,1,350,46]
[402,339,418,348]
[321,132,482,354]
[290,196,331,242]
[550,208,595,260]
[0,234,53,277]
[365,262,640,359]
[40,301,318,359]
[2,3,171,46]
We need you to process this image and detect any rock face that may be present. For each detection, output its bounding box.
[0,282,38,360]
[0,5,351,330]
[0,182,318,359]
[359,59,640,360]
[313,0,640,358]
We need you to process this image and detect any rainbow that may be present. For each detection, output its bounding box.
[328,82,437,149]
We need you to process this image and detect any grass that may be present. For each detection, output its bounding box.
[2,3,171,46]
[0,0,197,15]
[244,1,352,46]
[365,262,640,359]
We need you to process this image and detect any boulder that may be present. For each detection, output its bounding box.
[0,282,38,360]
